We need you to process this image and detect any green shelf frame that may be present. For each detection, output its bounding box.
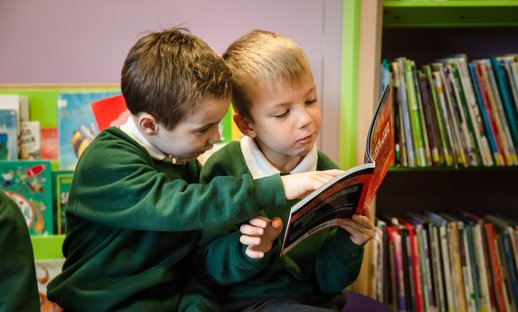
[384,1,518,28]
[31,235,65,260]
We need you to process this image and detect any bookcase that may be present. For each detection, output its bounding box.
[350,0,518,310]
[377,0,518,217]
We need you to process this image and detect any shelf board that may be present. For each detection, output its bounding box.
[389,165,518,172]
[384,1,518,28]
[31,235,65,260]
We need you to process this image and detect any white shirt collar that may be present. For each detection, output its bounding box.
[239,136,318,179]
[119,116,170,161]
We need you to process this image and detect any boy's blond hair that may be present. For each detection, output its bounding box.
[222,29,312,121]
[121,26,232,130]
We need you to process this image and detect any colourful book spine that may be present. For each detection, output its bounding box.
[432,71,463,167]
[423,65,453,166]
[491,58,518,149]
[478,61,515,166]
[469,63,505,166]
[404,59,426,167]
[394,59,416,167]
[484,59,518,165]
[418,72,441,166]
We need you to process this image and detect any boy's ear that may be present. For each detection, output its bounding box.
[138,113,158,135]
[233,114,256,138]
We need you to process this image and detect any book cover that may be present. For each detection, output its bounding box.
[280,84,394,256]
[0,160,53,235]
[0,109,18,160]
[40,128,58,161]
[20,120,41,160]
[52,170,73,234]
[0,94,22,135]
[89,94,129,131]
[58,91,121,170]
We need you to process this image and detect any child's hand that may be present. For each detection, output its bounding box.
[239,216,283,259]
[336,213,376,246]
[281,169,342,200]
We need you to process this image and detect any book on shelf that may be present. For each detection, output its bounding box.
[280,84,394,256]
[0,109,18,161]
[52,170,73,235]
[20,120,41,160]
[89,94,129,131]
[58,91,121,170]
[0,160,53,235]
[0,94,28,136]
[385,53,518,168]
[40,128,58,161]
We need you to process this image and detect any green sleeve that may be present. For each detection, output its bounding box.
[314,229,364,292]
[198,227,272,285]
[197,143,275,284]
[69,130,287,231]
[0,192,40,312]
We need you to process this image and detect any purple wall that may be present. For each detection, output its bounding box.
[1,0,329,84]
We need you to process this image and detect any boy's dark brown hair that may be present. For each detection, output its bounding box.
[121,26,232,130]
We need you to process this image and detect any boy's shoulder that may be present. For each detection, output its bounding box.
[201,141,247,179]
[316,150,339,170]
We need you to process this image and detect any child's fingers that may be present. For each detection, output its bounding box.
[248,216,270,228]
[271,217,283,230]
[240,224,264,236]
[239,234,261,246]
[245,247,265,259]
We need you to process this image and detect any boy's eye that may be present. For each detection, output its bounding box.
[306,98,317,105]
[274,110,289,118]
[197,125,212,134]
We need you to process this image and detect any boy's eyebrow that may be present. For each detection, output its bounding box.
[194,121,218,130]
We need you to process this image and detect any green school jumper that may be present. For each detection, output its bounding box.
[47,128,287,312]
[197,141,364,308]
[0,191,40,312]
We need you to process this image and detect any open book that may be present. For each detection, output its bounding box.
[280,84,394,256]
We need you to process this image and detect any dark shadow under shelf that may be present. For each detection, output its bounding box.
[376,167,518,219]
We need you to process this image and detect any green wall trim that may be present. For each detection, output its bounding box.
[339,0,361,169]
[31,235,65,260]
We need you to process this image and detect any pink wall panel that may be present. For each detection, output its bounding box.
[0,0,325,84]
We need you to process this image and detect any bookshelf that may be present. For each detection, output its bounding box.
[353,0,518,309]
[0,84,120,260]
[377,2,518,215]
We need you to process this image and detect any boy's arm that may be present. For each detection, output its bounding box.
[313,213,375,292]
[198,224,272,285]
[70,138,287,231]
